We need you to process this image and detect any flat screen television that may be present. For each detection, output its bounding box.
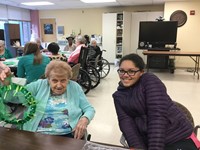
[138,21,178,50]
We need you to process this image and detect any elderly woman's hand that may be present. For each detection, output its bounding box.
[73,117,89,139]
[0,62,11,83]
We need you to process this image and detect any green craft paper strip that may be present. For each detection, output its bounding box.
[0,82,37,125]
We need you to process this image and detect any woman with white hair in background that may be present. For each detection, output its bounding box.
[67,35,86,65]
[0,40,13,61]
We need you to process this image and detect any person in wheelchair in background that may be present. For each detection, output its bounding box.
[87,40,103,70]
[90,40,102,59]
[67,35,86,66]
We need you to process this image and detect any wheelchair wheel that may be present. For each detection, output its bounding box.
[97,58,110,79]
[86,65,100,89]
[77,69,91,94]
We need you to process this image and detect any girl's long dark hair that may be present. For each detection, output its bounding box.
[24,42,42,65]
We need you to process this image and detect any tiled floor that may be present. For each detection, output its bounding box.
[87,65,200,146]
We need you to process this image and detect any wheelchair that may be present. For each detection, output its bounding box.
[80,47,100,89]
[87,48,110,79]
[74,47,101,94]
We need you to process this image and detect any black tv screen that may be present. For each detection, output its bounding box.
[138,21,178,49]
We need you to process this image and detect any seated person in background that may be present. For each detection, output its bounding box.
[0,60,95,139]
[35,38,48,52]
[89,39,102,59]
[47,42,67,62]
[0,40,13,61]
[63,35,76,52]
[35,38,44,50]
[84,35,90,47]
[113,53,199,150]
[17,42,50,83]
[67,35,86,65]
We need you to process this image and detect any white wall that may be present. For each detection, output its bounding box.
[131,11,164,63]
[39,5,163,40]
[164,2,200,68]
[0,4,30,21]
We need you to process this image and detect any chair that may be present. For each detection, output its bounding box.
[120,101,199,148]
[71,63,81,81]
[173,101,194,127]
[78,46,89,69]
[87,49,110,79]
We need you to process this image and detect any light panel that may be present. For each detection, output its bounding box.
[21,1,54,6]
[80,0,116,3]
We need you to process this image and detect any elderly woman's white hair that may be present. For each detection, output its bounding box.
[0,40,5,46]
[45,60,72,79]
[75,35,86,44]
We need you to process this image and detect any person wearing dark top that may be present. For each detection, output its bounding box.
[47,42,67,62]
[112,53,199,150]
[89,39,102,59]
[84,35,90,47]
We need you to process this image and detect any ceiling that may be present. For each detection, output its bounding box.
[0,0,191,10]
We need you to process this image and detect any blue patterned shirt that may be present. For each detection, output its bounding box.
[37,94,72,135]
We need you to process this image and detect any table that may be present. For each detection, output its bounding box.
[2,51,71,68]
[0,127,86,150]
[2,57,20,76]
[143,50,200,79]
[2,57,19,67]
[0,127,128,150]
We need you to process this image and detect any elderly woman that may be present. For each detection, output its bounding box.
[0,40,13,61]
[67,35,86,65]
[0,60,95,139]
[17,42,50,83]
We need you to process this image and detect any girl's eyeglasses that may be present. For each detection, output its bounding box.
[117,69,140,76]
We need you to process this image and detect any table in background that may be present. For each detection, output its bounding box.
[2,57,20,76]
[143,50,200,79]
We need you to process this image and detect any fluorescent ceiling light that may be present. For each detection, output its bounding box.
[80,0,116,3]
[21,1,54,6]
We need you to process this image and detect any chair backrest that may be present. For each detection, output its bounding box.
[120,101,198,148]
[78,46,89,69]
[174,101,194,127]
[71,63,81,81]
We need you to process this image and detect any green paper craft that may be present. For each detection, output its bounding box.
[0,79,37,126]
